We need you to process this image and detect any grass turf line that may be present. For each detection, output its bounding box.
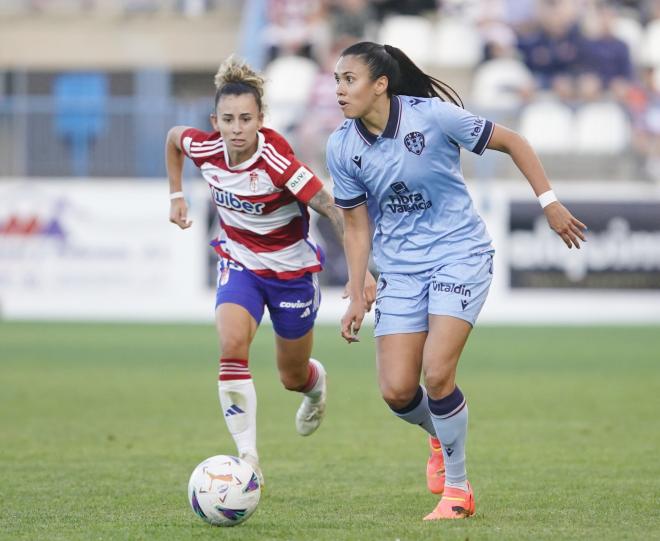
[1,323,659,540]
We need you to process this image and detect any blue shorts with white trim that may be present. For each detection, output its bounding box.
[215,259,320,340]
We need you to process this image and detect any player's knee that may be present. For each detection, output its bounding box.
[423,369,455,397]
[219,333,250,358]
[380,385,418,411]
[279,366,308,391]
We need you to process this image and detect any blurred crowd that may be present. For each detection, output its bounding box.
[251,0,660,182]
[1,0,659,181]
[14,0,226,18]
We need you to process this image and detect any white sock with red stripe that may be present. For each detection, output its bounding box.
[300,358,325,402]
[218,358,258,459]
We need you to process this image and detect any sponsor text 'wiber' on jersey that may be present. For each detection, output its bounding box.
[181,127,324,279]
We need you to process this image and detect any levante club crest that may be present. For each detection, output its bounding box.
[404,131,425,155]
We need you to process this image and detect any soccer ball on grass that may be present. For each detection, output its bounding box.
[188,455,261,526]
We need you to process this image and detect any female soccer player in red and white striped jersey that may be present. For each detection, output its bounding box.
[165,56,376,484]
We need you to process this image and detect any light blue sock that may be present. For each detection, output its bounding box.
[428,386,468,490]
[389,385,436,437]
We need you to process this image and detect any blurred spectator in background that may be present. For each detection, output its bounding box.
[500,0,538,33]
[371,0,437,20]
[29,0,95,12]
[640,0,660,23]
[480,19,521,61]
[516,0,581,100]
[123,0,160,16]
[292,36,350,285]
[326,0,376,44]
[295,40,348,173]
[443,0,538,33]
[471,22,535,111]
[263,0,325,62]
[577,0,634,102]
[627,65,660,181]
[176,0,213,18]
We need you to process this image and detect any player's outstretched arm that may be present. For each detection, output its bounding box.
[166,126,193,230]
[487,124,587,249]
[308,188,377,308]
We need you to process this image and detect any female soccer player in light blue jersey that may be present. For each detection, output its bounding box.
[327,42,587,520]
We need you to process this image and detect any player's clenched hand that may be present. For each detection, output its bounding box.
[341,300,367,344]
[169,198,193,229]
[363,271,377,311]
[342,271,378,311]
[544,202,587,249]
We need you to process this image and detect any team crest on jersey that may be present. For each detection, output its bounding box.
[404,131,425,155]
[249,171,259,192]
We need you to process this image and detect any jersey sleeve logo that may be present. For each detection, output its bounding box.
[285,166,313,195]
[182,136,193,154]
[404,131,425,155]
[470,117,485,138]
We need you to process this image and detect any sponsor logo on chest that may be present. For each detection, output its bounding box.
[385,181,432,213]
[212,186,265,215]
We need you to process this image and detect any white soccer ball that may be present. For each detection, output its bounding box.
[188,455,261,526]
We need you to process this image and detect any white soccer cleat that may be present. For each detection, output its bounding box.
[240,452,264,488]
[295,370,327,436]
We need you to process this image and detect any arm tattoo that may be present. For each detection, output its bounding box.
[308,188,344,246]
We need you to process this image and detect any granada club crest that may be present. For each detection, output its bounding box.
[404,131,425,155]
[249,171,259,192]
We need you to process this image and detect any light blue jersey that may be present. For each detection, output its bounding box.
[327,95,494,274]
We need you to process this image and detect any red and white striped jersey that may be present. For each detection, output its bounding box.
[180,127,325,279]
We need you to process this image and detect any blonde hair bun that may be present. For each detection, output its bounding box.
[214,55,265,99]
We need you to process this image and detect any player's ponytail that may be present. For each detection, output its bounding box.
[213,56,265,111]
[341,42,463,108]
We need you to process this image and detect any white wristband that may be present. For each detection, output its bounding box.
[169,191,185,200]
[538,190,558,209]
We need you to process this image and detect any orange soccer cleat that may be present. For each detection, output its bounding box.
[426,436,445,495]
[423,481,475,520]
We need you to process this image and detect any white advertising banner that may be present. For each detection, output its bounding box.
[0,180,210,320]
[1,179,659,324]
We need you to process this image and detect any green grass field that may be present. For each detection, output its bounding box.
[1,322,659,540]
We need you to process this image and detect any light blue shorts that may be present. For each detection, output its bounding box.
[373,252,494,337]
